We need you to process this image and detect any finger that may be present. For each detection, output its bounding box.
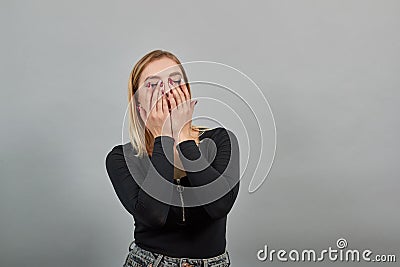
[165,90,172,112]
[143,81,152,112]
[150,80,161,113]
[168,77,182,108]
[190,99,198,110]
[179,78,190,107]
[156,80,164,113]
[171,87,182,109]
[137,104,147,124]
[175,83,186,108]
[162,92,169,114]
[168,90,177,111]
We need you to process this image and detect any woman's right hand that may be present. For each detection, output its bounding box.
[138,79,173,138]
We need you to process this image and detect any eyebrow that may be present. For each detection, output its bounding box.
[144,71,182,82]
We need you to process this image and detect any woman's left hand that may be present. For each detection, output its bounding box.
[167,78,197,143]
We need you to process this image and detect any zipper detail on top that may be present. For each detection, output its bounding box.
[176,178,185,222]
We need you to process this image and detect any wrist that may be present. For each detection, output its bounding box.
[154,131,173,139]
[173,125,196,144]
[177,134,193,143]
[173,131,193,143]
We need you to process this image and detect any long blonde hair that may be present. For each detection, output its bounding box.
[128,49,208,158]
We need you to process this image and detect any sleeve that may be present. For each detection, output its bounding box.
[176,128,240,220]
[105,136,175,228]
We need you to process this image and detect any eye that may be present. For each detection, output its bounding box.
[169,77,182,85]
[150,83,158,89]
[172,78,181,84]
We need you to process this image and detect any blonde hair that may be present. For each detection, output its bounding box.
[128,49,208,158]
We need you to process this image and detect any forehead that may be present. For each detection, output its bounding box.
[140,57,182,82]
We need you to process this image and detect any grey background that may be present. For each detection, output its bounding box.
[1,0,399,266]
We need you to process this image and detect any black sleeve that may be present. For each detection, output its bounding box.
[105,136,175,228]
[176,128,240,220]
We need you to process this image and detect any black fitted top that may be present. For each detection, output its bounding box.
[105,127,240,258]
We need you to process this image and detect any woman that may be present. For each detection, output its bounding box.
[105,50,240,267]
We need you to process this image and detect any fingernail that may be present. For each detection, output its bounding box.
[195,100,198,105]
[146,82,150,88]
[162,89,164,94]
[160,81,163,87]
[169,78,173,85]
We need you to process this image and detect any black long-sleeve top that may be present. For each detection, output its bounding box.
[105,127,240,258]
